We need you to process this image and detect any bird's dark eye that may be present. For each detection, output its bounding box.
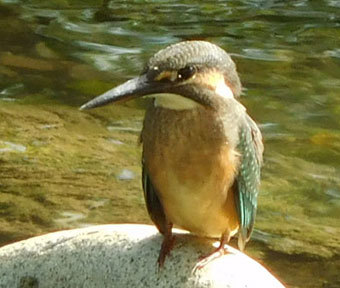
[177,65,196,81]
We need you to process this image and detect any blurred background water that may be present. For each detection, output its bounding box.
[0,0,339,287]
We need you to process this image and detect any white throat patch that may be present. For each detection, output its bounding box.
[152,93,200,110]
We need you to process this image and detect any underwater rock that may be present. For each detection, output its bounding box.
[0,52,57,71]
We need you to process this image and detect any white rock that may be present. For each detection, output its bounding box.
[0,224,285,288]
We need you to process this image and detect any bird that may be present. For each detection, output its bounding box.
[80,40,263,268]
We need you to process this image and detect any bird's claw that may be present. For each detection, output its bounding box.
[157,235,176,269]
[193,246,229,272]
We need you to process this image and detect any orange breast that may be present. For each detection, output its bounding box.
[142,105,240,237]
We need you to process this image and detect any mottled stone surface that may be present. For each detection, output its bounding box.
[0,224,285,288]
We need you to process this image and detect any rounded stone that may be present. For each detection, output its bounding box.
[0,224,285,288]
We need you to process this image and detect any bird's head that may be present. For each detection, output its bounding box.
[80,41,241,111]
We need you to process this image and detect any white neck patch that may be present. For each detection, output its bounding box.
[215,80,234,99]
[152,93,200,110]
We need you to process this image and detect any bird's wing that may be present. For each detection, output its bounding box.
[142,159,167,235]
[235,115,263,250]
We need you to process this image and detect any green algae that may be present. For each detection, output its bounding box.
[0,102,149,243]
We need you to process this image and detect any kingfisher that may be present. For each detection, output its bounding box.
[80,41,263,268]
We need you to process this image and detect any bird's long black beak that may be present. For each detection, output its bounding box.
[80,74,159,110]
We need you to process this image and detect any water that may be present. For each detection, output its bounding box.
[0,1,339,287]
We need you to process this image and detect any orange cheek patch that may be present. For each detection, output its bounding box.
[193,70,226,90]
[192,70,234,99]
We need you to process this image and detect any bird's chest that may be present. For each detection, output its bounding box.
[142,106,240,235]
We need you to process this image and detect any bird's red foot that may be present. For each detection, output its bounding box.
[194,232,231,271]
[194,245,229,271]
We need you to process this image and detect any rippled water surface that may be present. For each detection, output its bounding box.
[0,1,339,287]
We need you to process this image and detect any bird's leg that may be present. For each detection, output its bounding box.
[194,231,231,271]
[157,222,175,268]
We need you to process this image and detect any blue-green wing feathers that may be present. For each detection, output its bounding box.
[235,116,263,250]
